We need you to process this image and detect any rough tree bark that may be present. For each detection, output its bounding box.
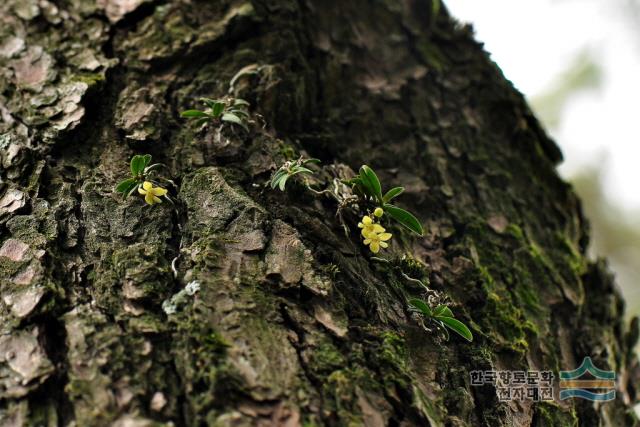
[0,0,638,426]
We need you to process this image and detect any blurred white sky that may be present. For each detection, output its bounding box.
[446,0,640,210]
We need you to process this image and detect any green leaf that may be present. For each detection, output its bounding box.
[270,177,282,190]
[433,305,453,318]
[221,112,245,128]
[359,165,383,202]
[115,178,137,194]
[270,170,288,189]
[221,112,241,123]
[130,155,146,176]
[290,167,314,176]
[181,110,208,118]
[233,99,250,107]
[383,187,405,203]
[195,117,209,127]
[278,175,290,191]
[229,108,250,117]
[435,316,473,342]
[200,98,218,110]
[383,204,423,236]
[212,102,225,117]
[408,298,432,317]
[142,154,152,169]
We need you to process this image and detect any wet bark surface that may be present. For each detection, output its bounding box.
[0,0,638,426]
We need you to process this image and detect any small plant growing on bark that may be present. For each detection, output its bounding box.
[269,161,422,254]
[344,165,422,253]
[269,157,320,191]
[345,165,423,237]
[181,97,250,131]
[115,154,173,205]
[408,298,473,342]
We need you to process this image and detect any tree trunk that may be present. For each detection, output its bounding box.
[0,0,637,426]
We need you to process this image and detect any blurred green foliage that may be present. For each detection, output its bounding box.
[531,49,602,128]
[572,168,640,319]
[530,46,638,323]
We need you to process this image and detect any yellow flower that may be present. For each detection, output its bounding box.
[363,232,392,254]
[373,207,384,218]
[358,215,385,238]
[138,181,167,205]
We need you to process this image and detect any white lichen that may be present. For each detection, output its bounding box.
[161,281,200,315]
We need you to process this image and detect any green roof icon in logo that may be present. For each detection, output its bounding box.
[559,357,616,402]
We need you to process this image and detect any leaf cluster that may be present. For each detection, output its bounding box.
[181,97,250,131]
[114,154,171,200]
[270,157,320,191]
[408,298,473,342]
[345,165,423,236]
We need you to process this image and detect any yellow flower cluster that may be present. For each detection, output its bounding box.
[357,209,392,253]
